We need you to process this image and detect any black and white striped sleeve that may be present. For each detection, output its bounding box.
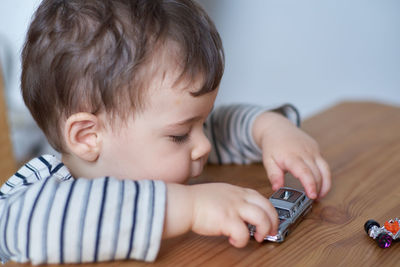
[0,156,166,264]
[204,104,300,165]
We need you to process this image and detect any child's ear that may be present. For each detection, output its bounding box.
[64,112,103,162]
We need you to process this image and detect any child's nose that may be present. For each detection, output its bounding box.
[191,133,211,161]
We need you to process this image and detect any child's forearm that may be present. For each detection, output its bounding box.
[252,111,289,149]
[204,104,265,165]
[163,183,194,239]
[205,104,299,165]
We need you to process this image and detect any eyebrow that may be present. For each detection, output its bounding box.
[166,116,203,128]
[164,105,214,129]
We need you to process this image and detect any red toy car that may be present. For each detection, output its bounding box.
[364,218,400,248]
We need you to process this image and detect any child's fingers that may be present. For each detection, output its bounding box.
[304,158,322,196]
[263,157,285,191]
[239,204,273,242]
[287,156,317,199]
[316,157,331,198]
[243,189,278,233]
[224,217,250,248]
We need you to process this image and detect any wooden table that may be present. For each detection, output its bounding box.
[5,101,400,266]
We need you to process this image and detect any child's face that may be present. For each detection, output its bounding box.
[99,72,217,184]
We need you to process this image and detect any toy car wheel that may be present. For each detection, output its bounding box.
[376,233,393,248]
[285,230,289,238]
[364,219,380,234]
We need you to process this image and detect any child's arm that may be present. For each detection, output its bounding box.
[0,156,166,264]
[205,104,266,165]
[163,183,278,247]
[252,110,331,199]
[0,155,277,265]
[204,104,331,199]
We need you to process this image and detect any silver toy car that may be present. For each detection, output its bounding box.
[249,187,313,242]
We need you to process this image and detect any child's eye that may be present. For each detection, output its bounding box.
[170,134,189,144]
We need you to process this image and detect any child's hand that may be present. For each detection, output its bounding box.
[253,112,331,200]
[164,183,278,247]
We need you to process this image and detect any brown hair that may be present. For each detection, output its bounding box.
[21,0,224,152]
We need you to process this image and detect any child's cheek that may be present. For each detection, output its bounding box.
[160,155,191,184]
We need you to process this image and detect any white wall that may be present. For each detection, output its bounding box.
[197,0,400,117]
[0,0,41,109]
[0,0,45,161]
[1,0,400,160]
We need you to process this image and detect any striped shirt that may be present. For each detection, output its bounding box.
[0,104,299,265]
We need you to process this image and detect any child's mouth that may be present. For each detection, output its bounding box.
[191,158,205,177]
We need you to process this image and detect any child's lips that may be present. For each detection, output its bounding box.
[191,158,205,177]
[191,165,203,177]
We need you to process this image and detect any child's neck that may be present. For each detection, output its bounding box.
[62,153,101,179]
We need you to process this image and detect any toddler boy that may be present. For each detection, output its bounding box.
[0,0,331,264]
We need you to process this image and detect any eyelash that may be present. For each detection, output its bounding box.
[170,134,189,144]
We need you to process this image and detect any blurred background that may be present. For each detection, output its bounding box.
[0,0,399,163]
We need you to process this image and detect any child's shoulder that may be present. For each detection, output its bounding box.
[0,154,72,197]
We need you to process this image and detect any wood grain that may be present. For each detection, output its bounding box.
[4,101,400,266]
[0,68,16,184]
